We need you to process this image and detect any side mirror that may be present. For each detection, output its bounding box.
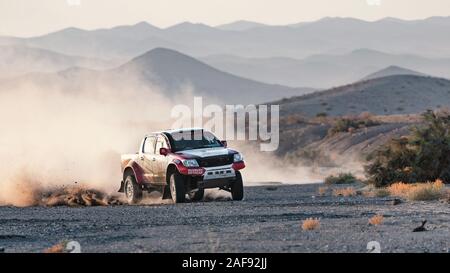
[159,147,170,156]
[221,140,228,148]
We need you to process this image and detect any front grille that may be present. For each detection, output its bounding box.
[198,155,233,167]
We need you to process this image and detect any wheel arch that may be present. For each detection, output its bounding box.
[123,160,145,184]
[166,164,178,184]
[123,167,135,181]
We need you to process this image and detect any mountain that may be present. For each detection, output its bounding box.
[362,66,426,81]
[2,17,450,60]
[114,48,314,104]
[0,36,21,46]
[0,45,115,79]
[0,48,314,105]
[15,22,178,61]
[276,75,450,117]
[202,49,450,88]
[216,20,269,31]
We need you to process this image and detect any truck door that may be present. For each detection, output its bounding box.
[140,136,157,183]
[153,134,170,184]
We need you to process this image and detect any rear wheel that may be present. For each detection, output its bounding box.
[170,172,186,203]
[124,175,143,204]
[188,189,204,201]
[231,171,244,201]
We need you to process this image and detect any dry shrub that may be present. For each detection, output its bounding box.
[388,180,446,201]
[407,180,446,201]
[328,116,379,135]
[369,214,384,225]
[366,110,450,187]
[301,218,320,231]
[318,187,328,196]
[315,112,328,118]
[43,242,66,253]
[388,182,413,197]
[333,187,356,197]
[325,173,357,185]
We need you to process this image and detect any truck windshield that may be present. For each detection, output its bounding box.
[167,130,223,151]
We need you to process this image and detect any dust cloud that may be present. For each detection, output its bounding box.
[0,65,335,207]
[235,144,322,185]
[0,70,173,206]
[234,143,366,185]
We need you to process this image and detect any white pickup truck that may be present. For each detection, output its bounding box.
[120,128,245,204]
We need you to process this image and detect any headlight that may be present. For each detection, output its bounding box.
[182,159,199,167]
[233,153,244,162]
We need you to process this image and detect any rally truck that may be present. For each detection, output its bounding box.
[119,128,245,204]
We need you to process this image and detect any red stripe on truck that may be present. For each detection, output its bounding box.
[173,159,205,176]
[232,161,246,171]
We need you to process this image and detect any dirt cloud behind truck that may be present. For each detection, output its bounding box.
[0,69,321,206]
[0,71,175,206]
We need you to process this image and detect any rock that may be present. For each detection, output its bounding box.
[413,220,427,232]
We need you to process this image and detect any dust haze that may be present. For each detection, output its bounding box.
[0,61,334,207]
[0,68,174,206]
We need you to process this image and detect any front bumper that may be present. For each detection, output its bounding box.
[198,164,236,189]
[203,164,236,180]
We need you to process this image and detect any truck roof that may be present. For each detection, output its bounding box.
[146,128,205,137]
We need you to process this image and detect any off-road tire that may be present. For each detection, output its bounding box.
[188,189,205,201]
[231,171,244,201]
[170,172,186,203]
[124,175,143,204]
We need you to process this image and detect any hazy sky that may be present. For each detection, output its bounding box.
[1,0,450,37]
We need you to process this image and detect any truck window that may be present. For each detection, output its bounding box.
[167,130,222,152]
[143,136,156,154]
[155,135,169,154]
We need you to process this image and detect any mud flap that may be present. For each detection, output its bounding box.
[118,181,125,193]
[162,184,171,199]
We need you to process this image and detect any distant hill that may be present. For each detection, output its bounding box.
[2,17,450,60]
[114,48,314,104]
[0,45,114,79]
[15,22,179,60]
[362,66,426,81]
[216,20,269,31]
[277,75,450,117]
[0,48,314,105]
[202,49,450,88]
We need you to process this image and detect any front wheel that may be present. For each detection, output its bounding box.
[124,175,143,204]
[231,171,244,201]
[188,189,205,201]
[170,172,186,203]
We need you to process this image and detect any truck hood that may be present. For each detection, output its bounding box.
[175,147,235,158]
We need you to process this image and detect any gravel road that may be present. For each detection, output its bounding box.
[0,183,449,253]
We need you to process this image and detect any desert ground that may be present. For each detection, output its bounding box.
[0,183,449,253]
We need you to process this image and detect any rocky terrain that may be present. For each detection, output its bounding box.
[274,112,422,171]
[0,184,448,253]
